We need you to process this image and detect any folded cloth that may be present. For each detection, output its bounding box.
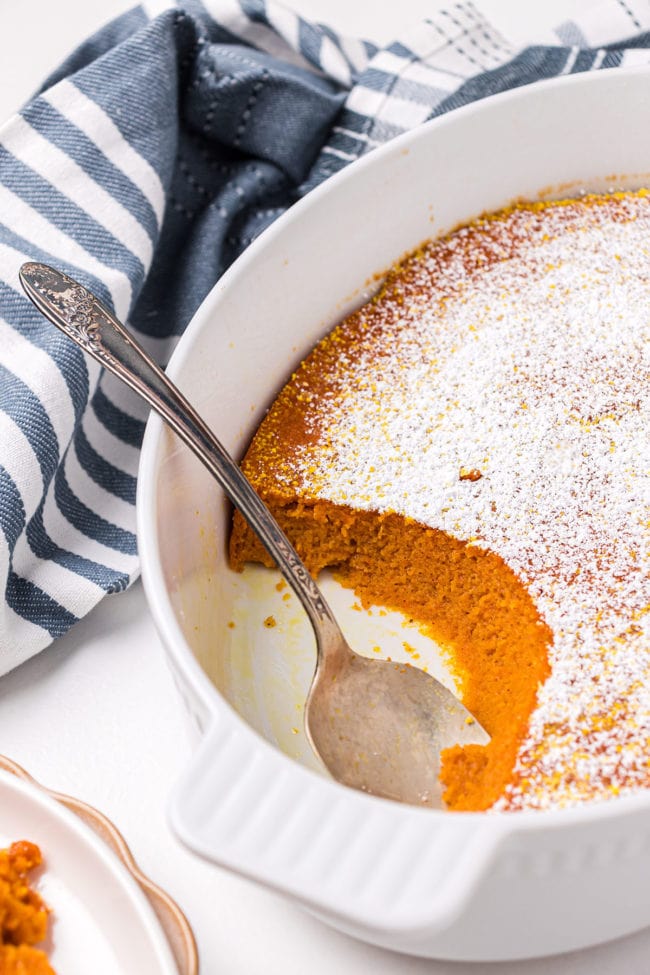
[1,0,650,672]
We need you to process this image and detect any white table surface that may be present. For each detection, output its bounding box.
[1,2,650,973]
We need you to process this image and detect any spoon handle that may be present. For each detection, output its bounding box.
[19,262,342,651]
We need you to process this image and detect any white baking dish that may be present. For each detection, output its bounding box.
[137,66,650,961]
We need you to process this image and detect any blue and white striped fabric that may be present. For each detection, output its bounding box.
[2,0,650,672]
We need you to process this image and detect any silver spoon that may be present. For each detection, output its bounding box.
[20,261,489,808]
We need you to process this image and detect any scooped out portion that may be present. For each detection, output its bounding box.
[231,502,551,811]
[231,190,650,811]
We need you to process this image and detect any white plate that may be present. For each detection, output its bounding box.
[0,760,195,975]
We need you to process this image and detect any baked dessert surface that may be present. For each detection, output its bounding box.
[231,190,650,812]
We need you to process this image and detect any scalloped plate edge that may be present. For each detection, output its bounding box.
[0,754,199,975]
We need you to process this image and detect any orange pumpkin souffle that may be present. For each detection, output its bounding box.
[230,189,650,813]
[0,840,55,974]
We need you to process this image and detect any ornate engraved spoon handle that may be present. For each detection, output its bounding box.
[19,262,342,654]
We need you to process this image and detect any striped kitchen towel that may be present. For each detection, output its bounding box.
[1,0,650,671]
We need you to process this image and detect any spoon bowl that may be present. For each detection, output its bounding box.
[20,260,489,808]
[307,646,488,807]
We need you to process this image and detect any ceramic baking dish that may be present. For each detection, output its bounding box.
[137,66,650,961]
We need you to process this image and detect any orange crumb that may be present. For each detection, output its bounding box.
[459,467,483,482]
[0,841,55,974]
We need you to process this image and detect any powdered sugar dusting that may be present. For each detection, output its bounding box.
[283,192,650,810]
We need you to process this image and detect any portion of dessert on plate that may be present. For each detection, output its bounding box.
[230,189,650,813]
[0,840,55,974]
